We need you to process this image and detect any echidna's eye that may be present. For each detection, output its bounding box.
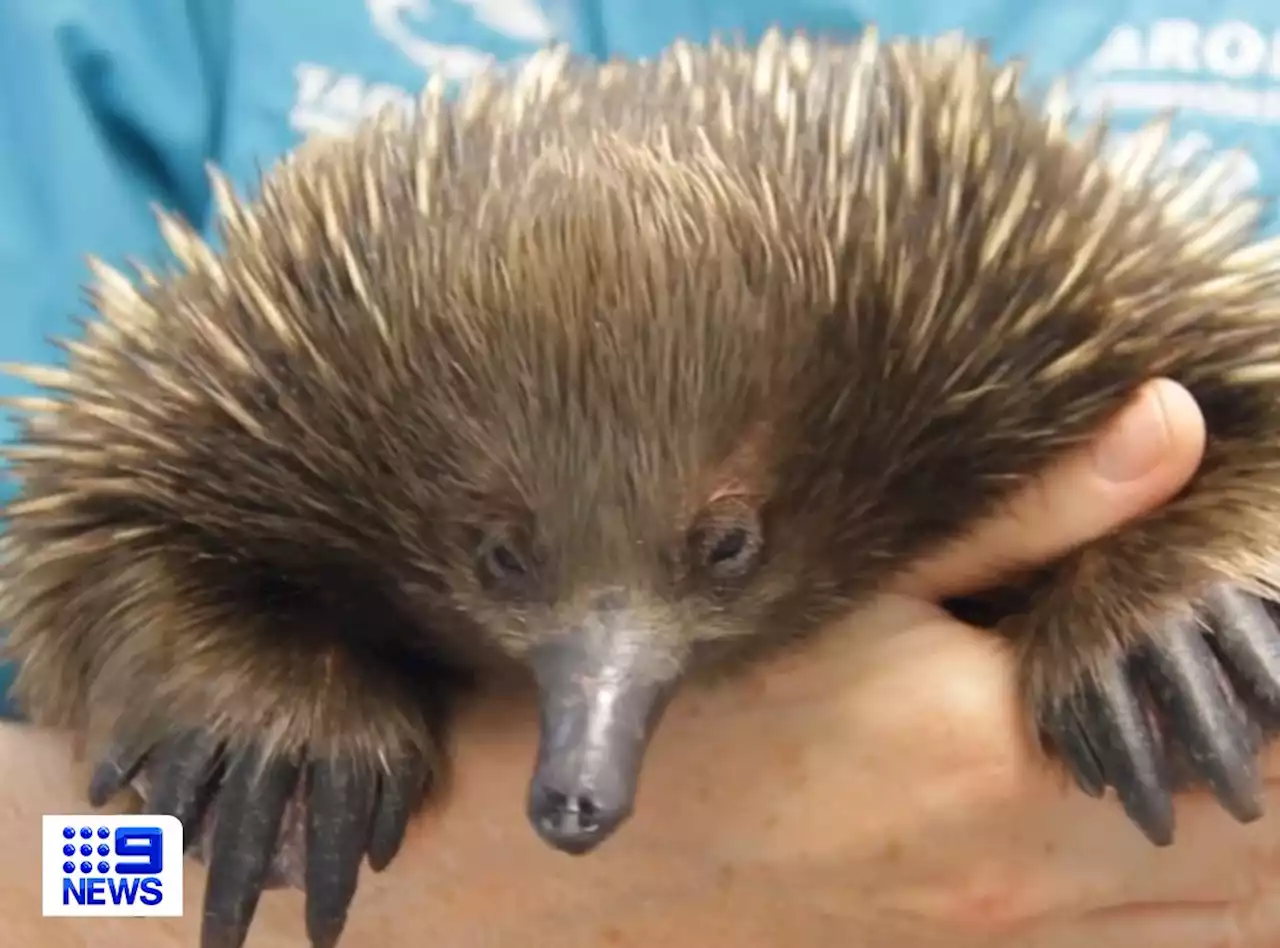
[476,534,531,593]
[490,544,525,575]
[708,529,748,565]
[690,503,764,583]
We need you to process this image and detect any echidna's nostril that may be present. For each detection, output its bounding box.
[538,788,570,828]
[528,783,626,855]
[575,794,599,825]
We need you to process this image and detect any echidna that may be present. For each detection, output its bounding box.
[5,26,1280,948]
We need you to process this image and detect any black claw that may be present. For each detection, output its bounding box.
[305,759,377,948]
[200,748,301,948]
[1081,659,1174,846]
[147,731,224,847]
[1040,586,1280,846]
[88,741,150,808]
[1134,610,1263,825]
[1042,702,1106,798]
[1205,586,1280,724]
[367,755,429,873]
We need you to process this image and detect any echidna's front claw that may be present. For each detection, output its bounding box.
[1039,652,1174,845]
[86,726,377,948]
[201,747,300,948]
[87,738,152,808]
[1130,594,1262,825]
[302,758,377,948]
[143,730,224,840]
[1201,585,1280,729]
[365,751,430,873]
[84,704,437,948]
[1035,584,1273,846]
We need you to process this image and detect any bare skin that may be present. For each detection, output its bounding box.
[4,378,1279,948]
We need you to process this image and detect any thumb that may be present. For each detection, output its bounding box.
[899,378,1207,601]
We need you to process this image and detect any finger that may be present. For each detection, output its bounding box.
[901,378,1206,600]
[305,758,376,948]
[201,747,300,948]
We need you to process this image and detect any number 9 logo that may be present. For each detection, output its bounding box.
[113,827,164,875]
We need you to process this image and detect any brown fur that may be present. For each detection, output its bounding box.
[5,29,1280,821]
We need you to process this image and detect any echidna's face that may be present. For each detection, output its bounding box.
[414,370,804,856]
[431,455,794,855]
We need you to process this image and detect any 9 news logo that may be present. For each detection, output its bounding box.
[42,814,184,917]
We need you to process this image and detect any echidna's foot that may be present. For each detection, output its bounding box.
[88,730,428,948]
[1032,584,1280,847]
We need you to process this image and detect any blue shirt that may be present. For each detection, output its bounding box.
[2,0,1278,717]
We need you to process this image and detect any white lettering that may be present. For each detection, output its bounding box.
[1091,25,1145,73]
[368,0,500,81]
[1090,19,1280,78]
[1147,20,1200,72]
[1202,21,1268,78]
[326,74,367,121]
[294,64,332,110]
[290,63,416,138]
[1079,79,1280,122]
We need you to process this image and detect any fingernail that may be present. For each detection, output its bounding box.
[1092,382,1173,482]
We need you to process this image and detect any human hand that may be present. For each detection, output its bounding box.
[5,378,1277,948]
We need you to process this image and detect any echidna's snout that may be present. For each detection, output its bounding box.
[525,593,681,856]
